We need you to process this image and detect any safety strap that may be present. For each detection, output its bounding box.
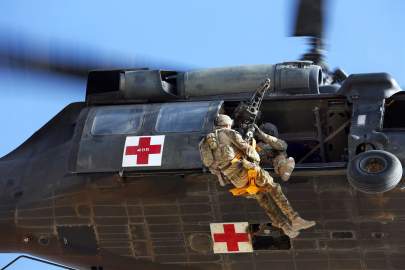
[229,140,263,196]
[231,153,242,164]
[229,168,265,196]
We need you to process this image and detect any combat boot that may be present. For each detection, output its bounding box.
[291,216,316,231]
[279,157,295,182]
[281,223,300,238]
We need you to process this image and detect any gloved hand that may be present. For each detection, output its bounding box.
[253,124,266,139]
[246,146,260,163]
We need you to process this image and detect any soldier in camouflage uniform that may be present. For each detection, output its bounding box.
[200,114,315,238]
[255,123,296,182]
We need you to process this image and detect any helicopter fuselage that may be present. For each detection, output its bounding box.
[0,66,405,270]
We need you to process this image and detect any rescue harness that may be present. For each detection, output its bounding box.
[228,142,265,196]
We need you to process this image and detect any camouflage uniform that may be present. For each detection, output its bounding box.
[207,125,298,231]
[200,115,315,237]
[255,124,296,181]
[254,192,290,229]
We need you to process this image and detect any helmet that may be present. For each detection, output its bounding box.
[260,122,279,137]
[215,114,233,127]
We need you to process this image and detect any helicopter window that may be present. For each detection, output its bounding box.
[91,107,144,135]
[156,102,208,132]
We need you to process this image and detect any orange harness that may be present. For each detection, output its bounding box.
[229,168,263,196]
[228,143,265,196]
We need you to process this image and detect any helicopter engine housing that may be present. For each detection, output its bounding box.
[86,61,323,103]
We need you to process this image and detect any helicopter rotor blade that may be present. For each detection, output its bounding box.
[0,31,190,80]
[292,0,325,38]
[0,46,89,79]
[291,0,330,68]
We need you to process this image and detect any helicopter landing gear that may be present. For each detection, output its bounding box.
[347,150,403,193]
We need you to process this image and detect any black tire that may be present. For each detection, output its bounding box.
[347,150,403,194]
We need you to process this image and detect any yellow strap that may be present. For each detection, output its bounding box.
[231,153,242,164]
[229,140,262,196]
[229,168,263,196]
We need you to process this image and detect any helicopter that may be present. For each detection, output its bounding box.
[1,0,405,269]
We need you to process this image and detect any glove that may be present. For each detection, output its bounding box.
[254,124,266,139]
[246,146,260,163]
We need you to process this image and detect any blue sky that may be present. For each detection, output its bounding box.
[0,0,404,269]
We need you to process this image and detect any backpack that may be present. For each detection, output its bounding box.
[199,132,218,168]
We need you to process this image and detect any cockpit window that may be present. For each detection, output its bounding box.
[156,102,209,132]
[91,106,144,135]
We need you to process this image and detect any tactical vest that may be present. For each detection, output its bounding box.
[199,129,241,170]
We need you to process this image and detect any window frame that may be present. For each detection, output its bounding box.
[154,102,210,133]
[89,105,145,136]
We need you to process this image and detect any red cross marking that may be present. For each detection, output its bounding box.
[125,137,162,164]
[213,224,249,252]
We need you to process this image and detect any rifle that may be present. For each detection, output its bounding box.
[234,78,271,144]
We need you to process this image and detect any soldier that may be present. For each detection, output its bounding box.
[199,114,315,238]
[254,123,296,182]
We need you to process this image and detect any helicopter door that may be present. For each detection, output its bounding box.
[73,101,222,173]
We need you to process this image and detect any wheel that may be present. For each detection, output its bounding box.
[347,150,403,194]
